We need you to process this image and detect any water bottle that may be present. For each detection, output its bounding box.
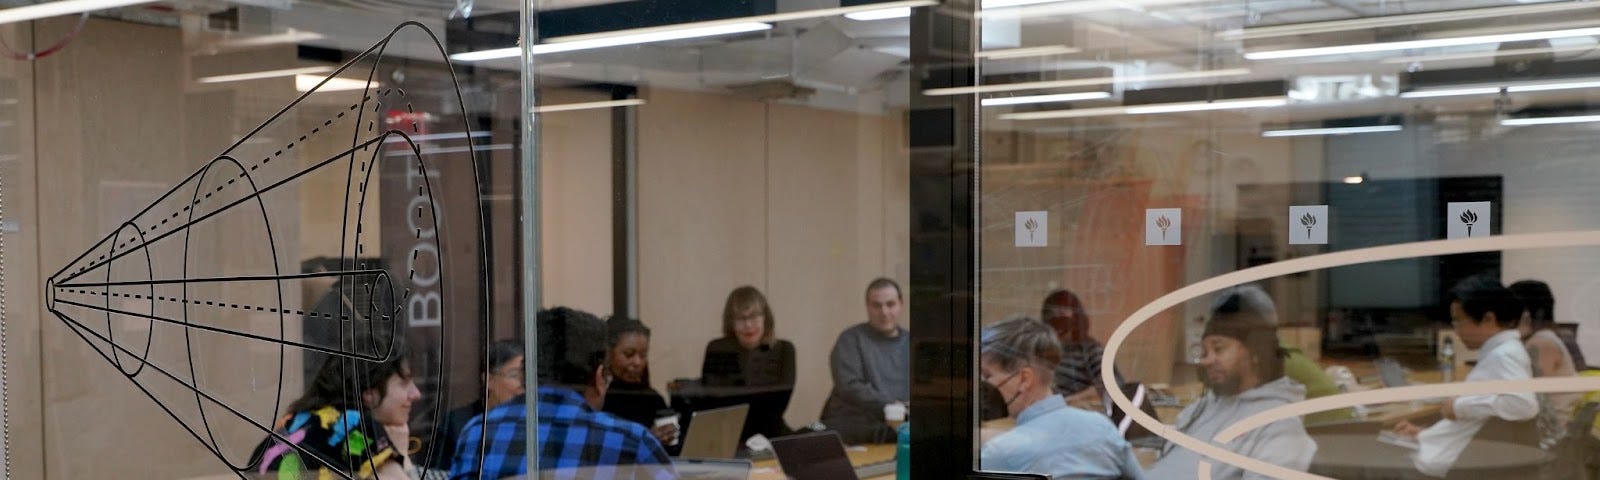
[895,422,911,480]
[1440,335,1456,383]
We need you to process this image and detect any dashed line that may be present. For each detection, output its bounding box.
[60,289,353,320]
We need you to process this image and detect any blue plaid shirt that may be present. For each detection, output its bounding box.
[450,386,676,480]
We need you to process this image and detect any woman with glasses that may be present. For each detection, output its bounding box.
[699,285,797,438]
[602,316,680,448]
[424,340,524,471]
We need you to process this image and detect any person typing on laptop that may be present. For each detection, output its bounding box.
[978,316,1144,479]
[1390,276,1539,478]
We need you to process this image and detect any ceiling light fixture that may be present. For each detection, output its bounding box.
[198,66,335,84]
[975,45,1082,59]
[1222,2,1600,40]
[1245,26,1600,60]
[1400,79,1600,99]
[1381,43,1599,64]
[1343,176,1365,184]
[1000,96,1287,120]
[533,99,647,113]
[1501,114,1600,126]
[1262,125,1402,137]
[981,91,1111,106]
[845,7,912,21]
[296,75,374,93]
[0,0,158,25]
[925,68,1251,96]
[980,0,1192,18]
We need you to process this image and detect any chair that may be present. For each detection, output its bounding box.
[1545,402,1600,480]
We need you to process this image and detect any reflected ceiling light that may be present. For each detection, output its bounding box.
[0,0,157,25]
[981,91,1110,106]
[382,131,492,143]
[453,22,772,61]
[1000,96,1287,120]
[1400,79,1600,98]
[1343,176,1365,184]
[1501,114,1600,126]
[1222,2,1600,40]
[980,0,1191,18]
[845,7,911,21]
[198,66,334,84]
[295,75,374,93]
[975,45,1081,59]
[533,99,646,113]
[924,68,1251,96]
[1381,43,1598,64]
[981,0,1062,8]
[1245,26,1600,60]
[1262,125,1402,137]
[215,30,326,49]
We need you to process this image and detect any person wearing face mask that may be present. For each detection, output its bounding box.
[253,333,423,480]
[1040,289,1126,410]
[425,340,524,472]
[820,278,911,444]
[1144,285,1316,480]
[604,316,679,448]
[699,285,797,439]
[979,316,1144,479]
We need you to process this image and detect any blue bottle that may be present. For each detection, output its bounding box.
[896,422,911,480]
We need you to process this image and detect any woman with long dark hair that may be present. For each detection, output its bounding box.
[601,316,679,447]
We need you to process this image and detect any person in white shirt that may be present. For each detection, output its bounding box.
[1392,275,1539,478]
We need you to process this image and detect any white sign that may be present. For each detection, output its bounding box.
[1289,205,1329,245]
[1145,208,1182,246]
[1447,202,1491,239]
[1015,211,1048,247]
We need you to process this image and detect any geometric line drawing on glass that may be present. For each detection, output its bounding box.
[1102,230,1600,480]
[1015,210,1047,247]
[42,22,486,479]
[1145,208,1182,246]
[1447,201,1491,239]
[1288,205,1328,245]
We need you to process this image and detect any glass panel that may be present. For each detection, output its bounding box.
[974,1,1600,479]
[8,3,524,477]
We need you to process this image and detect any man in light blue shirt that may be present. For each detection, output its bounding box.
[979,316,1144,479]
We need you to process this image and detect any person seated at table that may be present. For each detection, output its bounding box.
[1510,279,1583,448]
[979,316,1145,479]
[1040,289,1127,410]
[820,278,911,444]
[1145,285,1316,480]
[603,315,679,448]
[1212,286,1352,424]
[699,285,796,439]
[1392,276,1539,478]
[449,307,674,480]
[427,340,524,471]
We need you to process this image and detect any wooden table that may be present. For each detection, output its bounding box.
[749,444,896,480]
[1309,433,1550,478]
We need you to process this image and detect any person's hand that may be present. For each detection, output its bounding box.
[650,423,679,446]
[1392,420,1421,439]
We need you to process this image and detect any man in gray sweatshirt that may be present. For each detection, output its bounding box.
[1145,285,1317,480]
[820,277,911,444]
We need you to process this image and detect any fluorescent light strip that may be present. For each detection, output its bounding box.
[198,66,334,84]
[975,45,1081,59]
[215,30,326,49]
[1501,114,1600,126]
[382,131,493,143]
[981,91,1110,106]
[296,75,374,93]
[980,0,1193,19]
[1001,97,1287,120]
[1400,79,1600,99]
[1381,43,1599,64]
[546,1,935,44]
[453,22,771,61]
[533,99,647,113]
[1261,125,1402,137]
[0,0,157,25]
[981,0,1061,8]
[845,7,911,21]
[384,144,515,157]
[925,68,1251,96]
[1222,2,1600,40]
[1246,26,1600,60]
[1343,176,1364,184]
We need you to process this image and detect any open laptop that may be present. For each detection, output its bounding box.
[1375,358,1409,388]
[677,404,749,459]
[672,458,753,480]
[770,431,863,480]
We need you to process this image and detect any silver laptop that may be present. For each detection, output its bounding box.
[672,458,753,480]
[677,404,749,459]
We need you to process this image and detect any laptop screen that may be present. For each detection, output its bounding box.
[770,431,860,480]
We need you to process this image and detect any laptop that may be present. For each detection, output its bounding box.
[677,404,750,459]
[672,458,753,480]
[1375,358,1409,388]
[770,431,862,480]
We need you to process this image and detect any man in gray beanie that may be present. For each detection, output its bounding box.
[1145,285,1316,480]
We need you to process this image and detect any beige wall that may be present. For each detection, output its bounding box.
[1,20,42,480]
[539,88,615,315]
[634,88,909,427]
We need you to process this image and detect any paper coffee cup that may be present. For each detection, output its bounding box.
[884,403,907,422]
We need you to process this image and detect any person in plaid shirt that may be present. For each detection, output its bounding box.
[450,307,676,480]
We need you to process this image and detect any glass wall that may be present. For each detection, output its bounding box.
[972,1,1600,479]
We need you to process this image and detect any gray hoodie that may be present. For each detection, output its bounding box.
[1144,376,1317,480]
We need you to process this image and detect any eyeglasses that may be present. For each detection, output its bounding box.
[733,312,763,325]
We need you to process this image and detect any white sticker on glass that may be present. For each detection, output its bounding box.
[1015,211,1047,247]
[1146,208,1182,246]
[1447,202,1491,239]
[1289,205,1329,245]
